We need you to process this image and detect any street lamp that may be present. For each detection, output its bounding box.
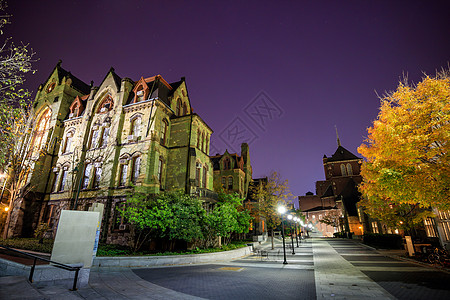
[277,205,288,265]
[287,214,295,254]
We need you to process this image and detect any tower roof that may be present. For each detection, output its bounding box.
[326,146,359,162]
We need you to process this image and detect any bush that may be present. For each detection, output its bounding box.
[333,232,352,239]
[363,233,403,249]
[0,238,54,253]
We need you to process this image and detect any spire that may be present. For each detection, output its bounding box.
[335,125,341,147]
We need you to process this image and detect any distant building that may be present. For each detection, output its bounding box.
[299,137,364,236]
[210,143,252,199]
[5,61,217,245]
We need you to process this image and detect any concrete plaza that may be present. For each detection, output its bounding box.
[1,237,450,299]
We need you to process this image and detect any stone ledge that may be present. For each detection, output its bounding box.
[93,246,252,268]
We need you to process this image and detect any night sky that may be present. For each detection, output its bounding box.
[8,0,450,205]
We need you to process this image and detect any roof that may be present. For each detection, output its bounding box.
[43,61,90,94]
[326,146,359,162]
[303,206,337,212]
[210,152,242,171]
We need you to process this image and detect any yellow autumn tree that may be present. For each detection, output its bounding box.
[358,71,450,223]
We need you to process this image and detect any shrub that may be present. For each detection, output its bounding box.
[363,233,403,249]
[0,238,54,253]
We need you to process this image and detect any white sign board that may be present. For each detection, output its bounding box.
[51,210,100,268]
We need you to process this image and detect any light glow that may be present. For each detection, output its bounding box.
[278,206,286,214]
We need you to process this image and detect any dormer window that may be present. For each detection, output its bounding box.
[98,95,114,114]
[136,86,145,102]
[69,96,84,118]
[223,157,230,170]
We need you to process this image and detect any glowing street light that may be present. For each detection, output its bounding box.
[277,205,288,265]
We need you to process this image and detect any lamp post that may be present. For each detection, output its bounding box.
[277,206,288,265]
[287,214,295,254]
[293,217,299,247]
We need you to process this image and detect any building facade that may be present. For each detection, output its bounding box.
[7,62,216,245]
[299,139,364,236]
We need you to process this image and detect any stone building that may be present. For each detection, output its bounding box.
[210,143,252,198]
[299,137,364,236]
[7,61,216,244]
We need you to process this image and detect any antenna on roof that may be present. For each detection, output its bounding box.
[335,125,341,147]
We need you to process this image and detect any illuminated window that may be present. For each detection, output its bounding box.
[100,127,109,147]
[82,163,92,189]
[119,163,128,186]
[63,132,73,153]
[228,176,233,190]
[130,117,142,138]
[93,164,102,188]
[89,128,100,149]
[346,163,353,175]
[424,217,437,237]
[59,169,68,191]
[371,221,379,234]
[340,164,347,176]
[97,95,114,113]
[31,108,51,156]
[131,156,141,184]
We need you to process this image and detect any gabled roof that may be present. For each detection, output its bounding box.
[320,184,335,198]
[43,61,90,94]
[98,67,122,91]
[210,151,243,171]
[326,146,359,162]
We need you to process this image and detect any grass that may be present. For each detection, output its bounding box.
[1,238,250,257]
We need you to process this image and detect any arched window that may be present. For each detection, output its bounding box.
[197,129,201,148]
[131,155,141,184]
[202,166,207,188]
[130,116,142,138]
[62,131,74,153]
[228,176,233,190]
[223,157,230,170]
[340,164,347,176]
[93,163,102,189]
[89,127,100,149]
[346,163,353,175]
[97,95,114,113]
[160,119,168,146]
[201,132,204,152]
[176,99,182,116]
[31,108,51,156]
[100,127,110,147]
[59,168,68,191]
[119,162,128,186]
[82,163,93,189]
[183,103,187,115]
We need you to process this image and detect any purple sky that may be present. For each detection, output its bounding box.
[8,0,450,204]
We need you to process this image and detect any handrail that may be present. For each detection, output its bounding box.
[0,244,82,290]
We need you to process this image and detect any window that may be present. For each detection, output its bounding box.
[183,103,187,115]
[438,210,450,241]
[136,86,145,102]
[130,117,142,138]
[371,221,379,234]
[206,135,209,154]
[197,130,200,148]
[340,164,347,176]
[45,205,55,227]
[195,165,200,187]
[52,171,59,192]
[201,132,205,152]
[72,105,79,117]
[160,119,168,146]
[93,164,102,188]
[100,127,109,147]
[59,169,68,191]
[346,163,353,175]
[157,159,163,185]
[223,157,230,170]
[63,132,73,153]
[119,163,128,186]
[424,217,437,238]
[98,95,114,113]
[202,166,207,188]
[228,176,233,190]
[31,108,51,156]
[82,163,92,189]
[222,177,226,188]
[90,128,100,149]
[176,99,182,116]
[131,156,141,184]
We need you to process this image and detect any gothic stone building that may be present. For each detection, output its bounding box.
[298,141,364,236]
[8,62,216,244]
[210,143,252,199]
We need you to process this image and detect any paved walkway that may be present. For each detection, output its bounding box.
[1,237,450,299]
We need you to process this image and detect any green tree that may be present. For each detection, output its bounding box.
[249,172,292,249]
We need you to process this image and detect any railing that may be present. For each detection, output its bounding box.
[195,187,219,201]
[0,244,82,290]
